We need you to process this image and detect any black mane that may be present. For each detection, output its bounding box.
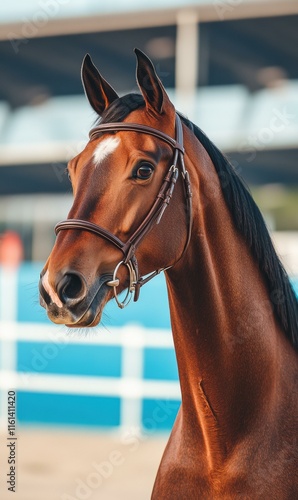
[97,93,144,125]
[182,116,298,351]
[97,93,298,350]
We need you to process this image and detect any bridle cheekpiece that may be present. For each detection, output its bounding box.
[55,114,192,308]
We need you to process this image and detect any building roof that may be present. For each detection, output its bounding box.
[0,5,297,193]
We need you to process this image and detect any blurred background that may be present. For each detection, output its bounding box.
[0,1,298,498]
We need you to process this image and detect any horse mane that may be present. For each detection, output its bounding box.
[181,115,298,351]
[98,93,298,350]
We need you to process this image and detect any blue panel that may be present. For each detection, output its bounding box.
[17,392,120,427]
[292,278,298,297]
[17,342,121,377]
[143,348,178,381]
[17,262,51,323]
[142,399,180,431]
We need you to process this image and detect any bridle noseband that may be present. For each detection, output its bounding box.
[55,114,192,308]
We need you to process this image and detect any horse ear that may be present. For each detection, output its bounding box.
[134,48,171,116]
[81,54,119,115]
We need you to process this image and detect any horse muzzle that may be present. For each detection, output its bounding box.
[39,271,113,327]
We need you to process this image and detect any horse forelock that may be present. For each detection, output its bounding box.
[95,93,145,126]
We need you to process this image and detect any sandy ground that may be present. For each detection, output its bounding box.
[0,427,168,500]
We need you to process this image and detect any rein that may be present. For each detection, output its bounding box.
[55,114,192,308]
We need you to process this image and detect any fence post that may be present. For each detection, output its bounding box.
[120,326,144,433]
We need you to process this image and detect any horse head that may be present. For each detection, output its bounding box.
[39,49,191,327]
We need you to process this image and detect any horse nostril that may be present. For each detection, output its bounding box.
[57,272,86,305]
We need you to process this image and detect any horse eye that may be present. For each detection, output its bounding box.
[135,163,154,180]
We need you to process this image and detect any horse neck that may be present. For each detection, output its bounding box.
[165,133,289,466]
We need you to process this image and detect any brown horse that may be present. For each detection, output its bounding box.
[39,49,298,498]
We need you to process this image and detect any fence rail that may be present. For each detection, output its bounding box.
[0,320,180,431]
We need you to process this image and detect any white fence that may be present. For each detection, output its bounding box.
[0,320,180,431]
[0,265,180,432]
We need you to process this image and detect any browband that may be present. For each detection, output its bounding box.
[89,121,185,155]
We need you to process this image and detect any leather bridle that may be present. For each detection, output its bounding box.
[55,114,192,308]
